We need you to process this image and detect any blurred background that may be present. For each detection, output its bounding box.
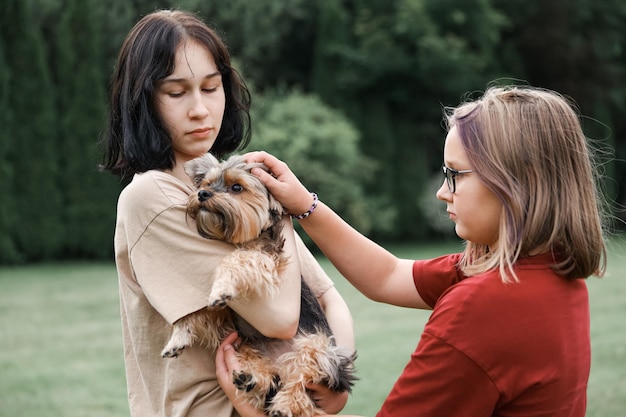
[1,0,625,265]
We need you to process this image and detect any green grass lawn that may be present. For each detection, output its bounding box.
[0,239,624,417]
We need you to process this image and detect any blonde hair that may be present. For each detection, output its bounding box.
[446,85,607,282]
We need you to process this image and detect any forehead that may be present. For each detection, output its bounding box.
[169,40,218,78]
[443,126,469,167]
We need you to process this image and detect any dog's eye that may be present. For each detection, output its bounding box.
[230,184,243,193]
[194,175,206,187]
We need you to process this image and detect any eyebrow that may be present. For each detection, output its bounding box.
[159,71,222,85]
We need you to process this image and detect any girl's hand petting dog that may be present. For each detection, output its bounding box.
[216,332,350,417]
[245,151,315,217]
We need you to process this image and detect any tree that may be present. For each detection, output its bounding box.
[0,1,19,263]
[311,0,507,239]
[46,0,117,258]
[172,0,318,91]
[1,0,63,262]
[249,89,394,236]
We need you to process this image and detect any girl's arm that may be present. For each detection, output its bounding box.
[246,152,429,309]
[309,286,354,413]
[228,216,301,339]
[318,286,355,351]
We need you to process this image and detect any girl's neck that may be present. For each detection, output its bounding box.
[165,164,193,187]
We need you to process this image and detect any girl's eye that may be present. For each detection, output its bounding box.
[168,92,184,98]
[230,184,243,193]
[203,86,219,93]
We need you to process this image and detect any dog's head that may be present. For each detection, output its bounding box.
[184,153,284,244]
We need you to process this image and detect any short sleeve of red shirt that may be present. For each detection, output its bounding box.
[412,253,464,308]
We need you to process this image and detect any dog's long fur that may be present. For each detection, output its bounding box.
[161,153,357,417]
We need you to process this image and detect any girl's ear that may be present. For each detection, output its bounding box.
[184,153,220,178]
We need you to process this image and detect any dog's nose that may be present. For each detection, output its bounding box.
[198,190,213,202]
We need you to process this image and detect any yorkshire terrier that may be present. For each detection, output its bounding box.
[161,153,357,417]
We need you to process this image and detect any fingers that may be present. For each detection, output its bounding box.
[245,151,290,178]
[216,333,244,399]
[215,343,230,387]
[251,166,278,187]
[244,151,280,169]
[222,343,241,370]
[216,332,239,375]
[222,331,240,346]
[217,332,243,374]
[244,151,313,215]
[304,383,349,414]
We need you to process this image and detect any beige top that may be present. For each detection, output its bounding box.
[114,170,334,417]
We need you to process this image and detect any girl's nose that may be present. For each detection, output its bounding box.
[436,179,451,202]
[188,92,210,119]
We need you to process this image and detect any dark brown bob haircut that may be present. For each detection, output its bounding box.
[101,10,251,180]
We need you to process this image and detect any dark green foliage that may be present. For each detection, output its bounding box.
[2,0,63,262]
[0,0,624,263]
[311,0,509,238]
[250,89,396,236]
[0,5,18,262]
[49,0,118,258]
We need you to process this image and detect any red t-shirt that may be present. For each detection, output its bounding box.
[376,253,590,417]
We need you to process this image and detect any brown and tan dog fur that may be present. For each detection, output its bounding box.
[161,154,356,417]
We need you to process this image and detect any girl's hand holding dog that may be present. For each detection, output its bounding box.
[216,332,353,417]
[305,382,350,415]
[215,333,266,417]
[245,151,315,217]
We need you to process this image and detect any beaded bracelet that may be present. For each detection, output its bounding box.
[290,192,318,219]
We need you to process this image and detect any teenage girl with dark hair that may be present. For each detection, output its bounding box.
[101,10,355,417]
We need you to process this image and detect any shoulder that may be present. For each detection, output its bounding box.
[117,171,193,221]
[427,257,588,358]
[432,260,558,326]
[119,170,192,207]
[115,170,202,251]
[412,253,464,308]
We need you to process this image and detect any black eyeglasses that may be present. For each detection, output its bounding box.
[442,165,474,193]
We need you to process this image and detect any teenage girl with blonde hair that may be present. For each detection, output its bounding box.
[218,85,608,417]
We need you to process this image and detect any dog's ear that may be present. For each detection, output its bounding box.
[184,153,221,183]
[245,161,286,216]
[267,190,286,217]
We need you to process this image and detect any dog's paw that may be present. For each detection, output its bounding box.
[269,412,288,417]
[161,345,185,358]
[267,396,295,417]
[268,410,292,417]
[162,325,193,358]
[267,403,299,417]
[233,370,256,392]
[209,292,233,308]
[268,389,315,417]
[208,275,237,307]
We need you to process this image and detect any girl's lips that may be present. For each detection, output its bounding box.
[189,127,211,138]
